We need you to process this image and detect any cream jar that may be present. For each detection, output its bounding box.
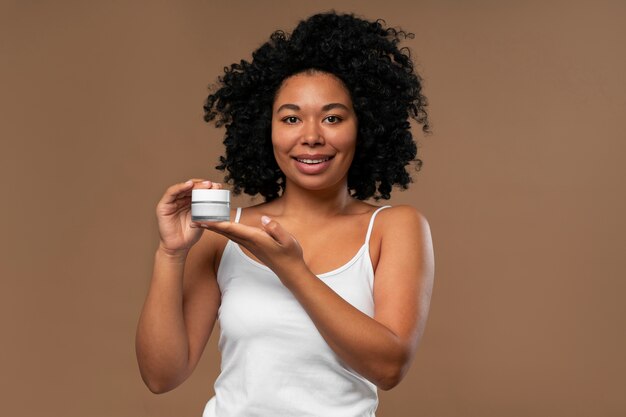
[191,189,230,222]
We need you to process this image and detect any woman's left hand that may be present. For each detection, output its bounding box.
[193,216,306,279]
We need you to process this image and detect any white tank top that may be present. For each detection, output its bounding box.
[203,205,391,417]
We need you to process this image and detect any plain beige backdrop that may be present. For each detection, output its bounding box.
[1,1,625,416]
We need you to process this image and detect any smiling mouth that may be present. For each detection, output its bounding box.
[293,156,334,165]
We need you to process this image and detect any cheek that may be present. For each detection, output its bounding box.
[270,124,284,151]
[271,133,292,167]
[332,124,358,154]
[271,133,288,153]
[271,121,300,154]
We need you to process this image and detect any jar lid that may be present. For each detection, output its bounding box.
[191,189,230,202]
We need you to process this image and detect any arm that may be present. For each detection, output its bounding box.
[135,180,223,394]
[202,205,435,390]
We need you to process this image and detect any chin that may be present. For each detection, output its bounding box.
[286,176,348,193]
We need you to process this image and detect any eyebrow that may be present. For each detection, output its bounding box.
[275,103,351,113]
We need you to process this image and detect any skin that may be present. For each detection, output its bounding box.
[135,72,435,394]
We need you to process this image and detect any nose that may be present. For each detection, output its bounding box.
[301,121,324,146]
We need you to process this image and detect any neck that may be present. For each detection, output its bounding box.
[272,180,355,218]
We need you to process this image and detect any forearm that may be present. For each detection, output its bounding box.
[278,263,410,390]
[135,247,191,393]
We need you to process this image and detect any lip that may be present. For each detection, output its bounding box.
[292,154,335,161]
[291,154,335,175]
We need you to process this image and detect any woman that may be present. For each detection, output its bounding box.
[136,12,435,416]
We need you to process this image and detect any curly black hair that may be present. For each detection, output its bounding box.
[204,11,430,201]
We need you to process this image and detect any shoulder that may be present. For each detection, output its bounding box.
[374,205,432,255]
[233,201,274,217]
[367,205,432,270]
[375,205,430,232]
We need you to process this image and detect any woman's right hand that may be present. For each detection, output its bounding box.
[155,179,222,256]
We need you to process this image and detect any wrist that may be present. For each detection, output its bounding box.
[156,244,189,262]
[276,259,311,290]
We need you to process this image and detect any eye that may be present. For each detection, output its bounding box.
[282,116,299,124]
[324,115,342,124]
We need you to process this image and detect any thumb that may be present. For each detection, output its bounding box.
[261,216,293,246]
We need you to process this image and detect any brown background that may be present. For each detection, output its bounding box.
[1,1,625,416]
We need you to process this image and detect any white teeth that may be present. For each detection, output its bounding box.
[297,157,330,164]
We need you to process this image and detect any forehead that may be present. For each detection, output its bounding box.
[273,72,352,107]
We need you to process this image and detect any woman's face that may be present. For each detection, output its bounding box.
[271,71,358,194]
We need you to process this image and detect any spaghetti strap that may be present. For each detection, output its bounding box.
[234,207,242,223]
[364,205,391,245]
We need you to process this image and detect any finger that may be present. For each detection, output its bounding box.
[202,221,261,242]
[198,222,249,245]
[169,179,221,202]
[171,197,191,211]
[192,179,222,190]
[261,216,292,246]
[192,180,214,189]
[160,180,194,204]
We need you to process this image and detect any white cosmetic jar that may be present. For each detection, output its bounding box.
[191,189,230,222]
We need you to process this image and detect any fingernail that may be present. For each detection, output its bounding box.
[261,216,271,225]
[185,180,193,185]
[202,180,211,185]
